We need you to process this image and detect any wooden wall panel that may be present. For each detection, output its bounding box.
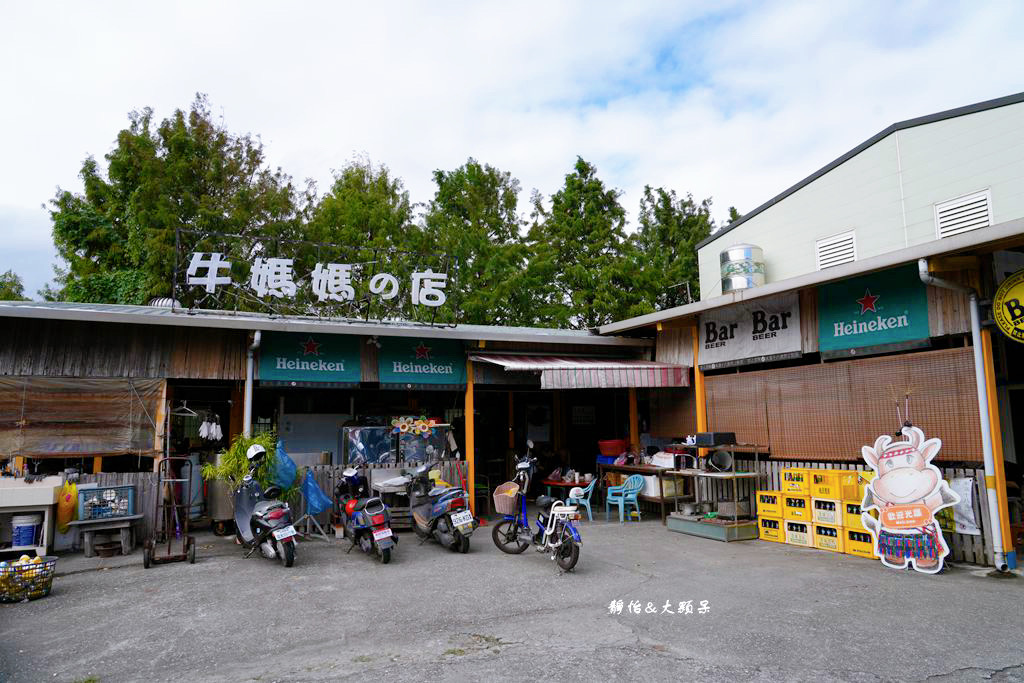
[927,285,971,338]
[0,319,246,380]
[655,328,694,366]
[799,288,818,354]
[705,347,981,462]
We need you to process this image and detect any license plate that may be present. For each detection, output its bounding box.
[450,510,473,527]
[272,525,296,541]
[372,527,393,541]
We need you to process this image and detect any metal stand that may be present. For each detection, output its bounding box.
[295,512,330,542]
[144,457,196,567]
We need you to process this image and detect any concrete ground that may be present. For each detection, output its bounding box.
[1,512,1022,683]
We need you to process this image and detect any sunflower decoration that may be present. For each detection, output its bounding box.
[411,417,437,439]
[391,416,415,435]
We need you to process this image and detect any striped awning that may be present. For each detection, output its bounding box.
[468,354,689,390]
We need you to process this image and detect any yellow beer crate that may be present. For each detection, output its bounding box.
[844,528,878,559]
[781,467,810,494]
[755,490,783,518]
[811,498,842,526]
[810,469,859,500]
[813,523,844,553]
[782,494,811,521]
[842,500,878,530]
[857,470,876,499]
[758,516,784,543]
[784,520,813,547]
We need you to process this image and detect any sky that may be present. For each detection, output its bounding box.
[2,1,1023,298]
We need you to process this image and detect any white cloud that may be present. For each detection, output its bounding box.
[1,1,1022,297]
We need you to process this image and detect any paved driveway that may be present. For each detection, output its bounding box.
[1,516,1022,682]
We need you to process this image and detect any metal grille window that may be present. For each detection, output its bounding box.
[935,190,991,239]
[815,231,857,270]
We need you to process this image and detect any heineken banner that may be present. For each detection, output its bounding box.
[698,293,801,369]
[378,338,467,388]
[818,264,929,356]
[259,332,362,384]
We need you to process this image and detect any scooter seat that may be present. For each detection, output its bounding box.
[534,495,554,511]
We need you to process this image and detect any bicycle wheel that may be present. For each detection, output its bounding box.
[491,519,529,554]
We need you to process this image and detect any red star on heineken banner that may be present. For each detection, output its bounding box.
[414,342,431,359]
[300,337,321,356]
[856,289,880,314]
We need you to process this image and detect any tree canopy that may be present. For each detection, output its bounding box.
[0,270,28,301]
[44,96,728,328]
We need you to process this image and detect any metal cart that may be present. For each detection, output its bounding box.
[143,457,196,567]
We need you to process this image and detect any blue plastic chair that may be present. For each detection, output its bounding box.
[567,478,597,521]
[605,474,644,523]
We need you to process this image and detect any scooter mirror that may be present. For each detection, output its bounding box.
[242,473,253,483]
[526,439,534,449]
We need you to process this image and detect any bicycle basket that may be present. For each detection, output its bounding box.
[493,482,521,516]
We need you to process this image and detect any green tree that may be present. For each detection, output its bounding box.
[0,270,29,301]
[422,158,530,325]
[49,94,309,304]
[631,186,714,310]
[525,157,640,328]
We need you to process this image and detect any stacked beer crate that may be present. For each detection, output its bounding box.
[756,468,878,560]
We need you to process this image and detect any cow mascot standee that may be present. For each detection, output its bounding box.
[860,426,959,574]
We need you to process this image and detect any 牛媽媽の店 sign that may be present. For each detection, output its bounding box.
[818,264,929,356]
[377,338,467,388]
[698,293,802,369]
[259,332,361,384]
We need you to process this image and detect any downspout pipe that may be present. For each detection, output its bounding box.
[918,259,1008,572]
[243,331,261,438]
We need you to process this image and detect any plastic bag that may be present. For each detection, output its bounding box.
[56,481,77,533]
[272,440,298,489]
[613,454,627,466]
[301,469,332,516]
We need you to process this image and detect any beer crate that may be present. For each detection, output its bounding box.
[784,520,813,547]
[758,516,784,543]
[782,494,811,521]
[810,470,859,500]
[755,490,783,518]
[813,523,844,553]
[780,467,810,494]
[857,470,876,499]
[844,528,878,559]
[842,500,878,530]
[811,498,842,526]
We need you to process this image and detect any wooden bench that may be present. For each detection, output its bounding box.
[67,514,144,557]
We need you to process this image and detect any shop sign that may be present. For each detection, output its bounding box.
[377,338,466,387]
[697,293,801,369]
[993,267,1024,344]
[859,426,959,574]
[817,264,929,354]
[259,332,361,384]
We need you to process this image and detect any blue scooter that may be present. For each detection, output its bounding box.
[335,462,396,564]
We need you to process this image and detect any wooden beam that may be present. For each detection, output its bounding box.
[928,256,980,272]
[93,456,103,474]
[465,358,476,516]
[692,327,708,457]
[508,392,515,450]
[982,328,1015,565]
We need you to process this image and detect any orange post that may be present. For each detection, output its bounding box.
[465,358,476,516]
[981,328,1014,559]
[93,456,103,474]
[691,326,708,457]
[628,387,639,451]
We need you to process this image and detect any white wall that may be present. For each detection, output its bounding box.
[698,101,1024,300]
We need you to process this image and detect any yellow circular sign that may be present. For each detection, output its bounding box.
[994,268,1024,343]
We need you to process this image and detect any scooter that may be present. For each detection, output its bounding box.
[233,444,298,567]
[491,440,583,572]
[335,461,396,564]
[382,446,477,552]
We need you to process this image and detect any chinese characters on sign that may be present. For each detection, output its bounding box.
[185,252,448,307]
[607,599,711,616]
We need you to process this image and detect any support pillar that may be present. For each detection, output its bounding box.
[92,456,103,474]
[982,328,1016,568]
[508,391,515,450]
[692,327,708,457]
[628,387,639,452]
[465,358,475,516]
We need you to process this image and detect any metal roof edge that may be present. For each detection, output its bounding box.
[697,91,1024,251]
[0,302,652,347]
[600,216,1024,334]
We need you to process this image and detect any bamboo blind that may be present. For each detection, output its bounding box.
[706,347,982,462]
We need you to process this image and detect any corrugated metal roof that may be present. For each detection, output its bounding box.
[0,301,652,348]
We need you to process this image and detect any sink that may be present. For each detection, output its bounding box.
[0,476,62,506]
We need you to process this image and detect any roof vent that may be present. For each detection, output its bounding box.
[816,231,856,270]
[935,190,991,239]
[147,297,180,308]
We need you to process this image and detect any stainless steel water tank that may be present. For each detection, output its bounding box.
[720,244,766,293]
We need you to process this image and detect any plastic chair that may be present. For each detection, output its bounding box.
[605,474,644,523]
[567,478,597,521]
[473,475,491,519]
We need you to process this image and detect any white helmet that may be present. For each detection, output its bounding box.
[246,444,267,462]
